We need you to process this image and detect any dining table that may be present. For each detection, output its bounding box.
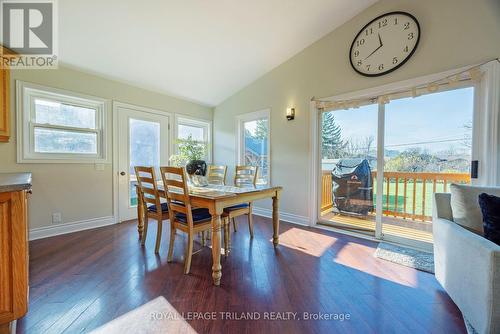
[135,183,282,286]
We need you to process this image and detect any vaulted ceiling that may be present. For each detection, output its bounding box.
[59,0,377,106]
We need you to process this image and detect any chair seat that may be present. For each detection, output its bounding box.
[147,202,169,213]
[175,208,212,224]
[224,203,249,212]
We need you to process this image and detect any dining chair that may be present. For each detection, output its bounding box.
[160,166,228,274]
[207,165,227,185]
[223,165,259,238]
[134,166,169,254]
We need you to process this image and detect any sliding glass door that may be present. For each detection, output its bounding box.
[381,87,473,247]
[319,103,379,236]
[318,85,475,248]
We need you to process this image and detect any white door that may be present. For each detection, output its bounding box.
[117,104,170,222]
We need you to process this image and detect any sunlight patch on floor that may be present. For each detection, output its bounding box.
[276,228,336,257]
[334,242,419,288]
[90,296,197,334]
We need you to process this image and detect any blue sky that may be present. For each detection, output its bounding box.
[330,87,474,155]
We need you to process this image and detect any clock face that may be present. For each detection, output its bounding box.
[350,12,420,77]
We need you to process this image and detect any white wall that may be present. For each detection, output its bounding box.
[213,0,500,222]
[0,65,212,231]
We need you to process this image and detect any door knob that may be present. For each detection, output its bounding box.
[120,171,126,176]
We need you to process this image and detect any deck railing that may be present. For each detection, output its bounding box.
[321,170,470,221]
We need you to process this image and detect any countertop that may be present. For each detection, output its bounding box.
[0,173,32,193]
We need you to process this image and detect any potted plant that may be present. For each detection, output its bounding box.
[169,135,208,185]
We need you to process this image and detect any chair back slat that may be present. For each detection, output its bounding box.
[160,166,195,228]
[169,202,188,214]
[207,165,227,185]
[134,166,162,214]
[169,192,187,203]
[234,166,258,186]
[164,179,185,189]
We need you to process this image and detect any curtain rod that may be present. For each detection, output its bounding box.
[311,57,500,104]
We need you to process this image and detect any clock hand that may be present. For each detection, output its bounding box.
[364,33,383,60]
[364,44,382,60]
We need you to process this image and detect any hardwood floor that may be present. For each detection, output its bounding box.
[18,216,466,334]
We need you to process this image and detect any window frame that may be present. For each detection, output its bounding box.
[236,109,271,185]
[16,81,111,163]
[174,115,212,163]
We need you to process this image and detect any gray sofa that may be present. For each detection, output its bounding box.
[433,184,500,334]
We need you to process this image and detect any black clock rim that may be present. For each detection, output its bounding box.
[349,11,421,77]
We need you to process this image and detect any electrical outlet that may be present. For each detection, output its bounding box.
[52,212,62,224]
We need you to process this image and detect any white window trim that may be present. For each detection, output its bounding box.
[16,81,111,163]
[174,115,212,163]
[236,109,271,185]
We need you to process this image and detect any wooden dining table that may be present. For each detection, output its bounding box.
[136,183,282,286]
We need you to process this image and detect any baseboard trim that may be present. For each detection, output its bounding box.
[29,216,116,241]
[252,207,309,226]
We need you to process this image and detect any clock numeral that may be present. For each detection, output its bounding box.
[356,39,365,47]
[404,22,410,30]
[354,50,360,57]
[365,28,373,36]
[408,32,414,40]
[366,64,371,71]
[378,64,384,71]
[403,45,409,53]
[357,60,362,66]
[394,17,398,25]
[392,57,398,65]
[378,19,388,28]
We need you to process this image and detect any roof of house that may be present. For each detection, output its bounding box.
[245,136,268,156]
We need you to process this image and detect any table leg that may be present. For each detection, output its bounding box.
[136,186,144,240]
[210,211,222,286]
[272,192,280,247]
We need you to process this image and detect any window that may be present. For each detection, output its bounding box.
[237,109,270,185]
[175,116,212,162]
[17,81,110,163]
[316,73,476,247]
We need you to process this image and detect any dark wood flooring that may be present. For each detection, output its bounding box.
[18,216,466,333]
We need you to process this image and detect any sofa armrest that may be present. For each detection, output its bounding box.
[433,217,500,333]
[433,192,453,221]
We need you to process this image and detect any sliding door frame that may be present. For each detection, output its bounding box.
[309,64,481,246]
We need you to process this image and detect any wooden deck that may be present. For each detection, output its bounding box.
[321,211,433,244]
[321,170,469,221]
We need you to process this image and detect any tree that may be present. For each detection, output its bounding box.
[384,148,439,172]
[344,135,375,159]
[462,120,472,149]
[254,119,268,140]
[322,112,345,159]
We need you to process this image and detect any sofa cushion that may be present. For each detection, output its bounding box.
[478,193,500,245]
[450,184,500,235]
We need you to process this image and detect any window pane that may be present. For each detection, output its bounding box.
[35,99,96,129]
[319,104,378,231]
[129,118,161,206]
[34,127,97,154]
[243,118,268,184]
[384,87,473,220]
[178,124,204,141]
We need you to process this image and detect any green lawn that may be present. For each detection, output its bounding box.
[373,179,448,218]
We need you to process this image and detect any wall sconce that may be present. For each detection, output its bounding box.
[286,107,295,121]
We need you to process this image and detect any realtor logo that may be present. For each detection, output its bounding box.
[0,0,58,68]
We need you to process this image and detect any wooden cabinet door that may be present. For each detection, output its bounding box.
[0,191,28,324]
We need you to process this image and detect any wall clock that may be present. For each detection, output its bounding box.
[350,11,420,77]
